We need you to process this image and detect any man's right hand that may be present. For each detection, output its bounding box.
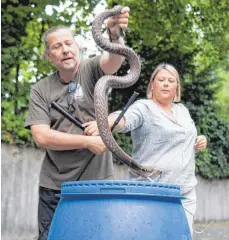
[86,136,107,154]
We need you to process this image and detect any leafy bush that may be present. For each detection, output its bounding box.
[183,71,229,179]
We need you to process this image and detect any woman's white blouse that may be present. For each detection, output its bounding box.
[117,99,198,195]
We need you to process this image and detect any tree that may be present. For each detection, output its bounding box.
[214,61,229,121]
[107,0,229,178]
[183,69,229,179]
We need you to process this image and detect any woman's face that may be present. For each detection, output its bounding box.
[151,69,178,103]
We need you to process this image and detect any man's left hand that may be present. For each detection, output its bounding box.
[107,6,130,37]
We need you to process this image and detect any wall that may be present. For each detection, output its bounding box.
[1,144,229,240]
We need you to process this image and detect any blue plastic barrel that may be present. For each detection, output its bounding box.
[48,180,191,240]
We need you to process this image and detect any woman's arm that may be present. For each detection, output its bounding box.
[83,101,145,136]
[83,114,125,136]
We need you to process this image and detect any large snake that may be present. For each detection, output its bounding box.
[92,5,160,178]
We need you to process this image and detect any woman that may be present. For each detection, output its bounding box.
[83,63,207,234]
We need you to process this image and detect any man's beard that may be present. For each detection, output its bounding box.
[60,59,79,71]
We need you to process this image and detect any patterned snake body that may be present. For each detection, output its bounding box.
[92,6,159,177]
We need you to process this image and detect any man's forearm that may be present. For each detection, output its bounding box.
[32,126,90,151]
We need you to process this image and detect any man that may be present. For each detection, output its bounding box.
[25,6,130,239]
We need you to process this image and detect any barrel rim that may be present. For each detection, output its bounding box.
[60,180,182,199]
[62,180,180,189]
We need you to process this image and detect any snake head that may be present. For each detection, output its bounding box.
[108,5,125,38]
[111,5,123,14]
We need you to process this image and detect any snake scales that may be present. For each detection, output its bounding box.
[92,5,159,178]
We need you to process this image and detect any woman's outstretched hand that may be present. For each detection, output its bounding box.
[83,117,116,136]
[83,121,100,136]
[195,135,207,151]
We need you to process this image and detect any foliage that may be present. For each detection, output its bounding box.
[107,0,229,178]
[214,62,229,122]
[183,70,229,179]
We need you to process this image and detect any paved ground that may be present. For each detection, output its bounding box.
[2,222,229,240]
[193,222,229,240]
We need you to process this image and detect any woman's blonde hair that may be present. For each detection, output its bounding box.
[146,63,181,102]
